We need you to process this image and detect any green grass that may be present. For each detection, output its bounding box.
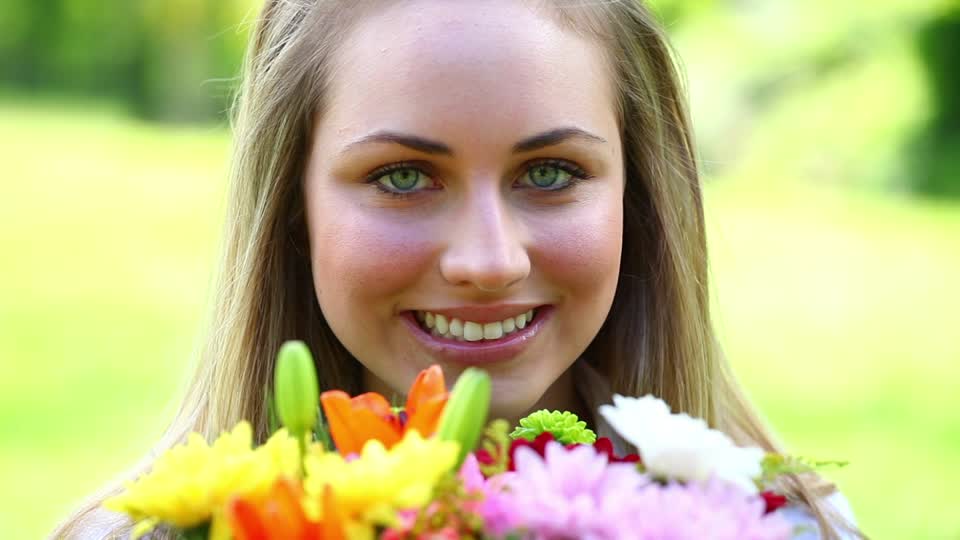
[2,99,958,539]
[705,181,960,539]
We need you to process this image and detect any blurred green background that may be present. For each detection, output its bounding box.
[1,0,958,538]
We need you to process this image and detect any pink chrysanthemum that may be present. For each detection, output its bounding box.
[493,441,649,539]
[482,441,792,540]
[628,480,792,540]
[459,454,516,537]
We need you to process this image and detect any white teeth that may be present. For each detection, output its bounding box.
[463,321,483,341]
[515,313,526,329]
[415,309,537,341]
[435,314,449,334]
[483,321,503,339]
[449,318,463,337]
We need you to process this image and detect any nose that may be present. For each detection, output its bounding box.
[439,187,531,292]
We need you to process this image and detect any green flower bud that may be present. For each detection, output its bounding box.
[274,340,319,441]
[436,367,491,468]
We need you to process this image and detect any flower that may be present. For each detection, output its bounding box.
[512,433,640,470]
[435,367,492,468]
[274,340,320,440]
[491,441,649,539]
[458,454,518,537]
[380,509,463,540]
[599,394,764,493]
[626,480,792,540]
[321,365,448,455]
[509,410,596,445]
[104,422,300,533]
[476,432,640,472]
[591,437,641,465]
[481,441,790,540]
[302,430,459,537]
[226,476,336,540]
[760,490,789,514]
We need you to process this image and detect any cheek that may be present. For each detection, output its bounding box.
[529,199,623,298]
[307,200,436,317]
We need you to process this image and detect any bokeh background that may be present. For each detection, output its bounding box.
[1,0,958,538]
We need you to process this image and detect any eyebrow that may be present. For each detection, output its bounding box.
[340,126,607,156]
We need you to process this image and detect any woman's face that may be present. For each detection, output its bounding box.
[305,0,623,421]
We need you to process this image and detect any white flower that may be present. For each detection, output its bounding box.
[598,394,764,494]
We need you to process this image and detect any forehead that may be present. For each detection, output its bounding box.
[319,0,617,152]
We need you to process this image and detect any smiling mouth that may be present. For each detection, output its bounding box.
[414,308,538,342]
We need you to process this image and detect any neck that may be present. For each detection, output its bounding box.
[517,366,593,428]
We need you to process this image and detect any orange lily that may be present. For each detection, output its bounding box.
[226,477,344,540]
[320,365,448,456]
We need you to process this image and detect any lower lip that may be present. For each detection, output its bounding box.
[401,306,553,366]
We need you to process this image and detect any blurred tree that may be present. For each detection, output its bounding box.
[0,0,253,123]
[646,0,716,26]
[911,4,960,198]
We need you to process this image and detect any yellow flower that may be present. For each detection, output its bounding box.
[303,431,458,538]
[104,421,301,532]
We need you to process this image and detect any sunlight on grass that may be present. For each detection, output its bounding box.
[1,100,957,539]
[705,180,960,539]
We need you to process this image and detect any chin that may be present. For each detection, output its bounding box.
[488,386,545,424]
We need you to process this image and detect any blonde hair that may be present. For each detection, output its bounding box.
[53,1,863,538]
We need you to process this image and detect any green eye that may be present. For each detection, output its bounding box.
[379,168,423,191]
[526,164,574,189]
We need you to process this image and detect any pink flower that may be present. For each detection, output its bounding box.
[459,454,516,537]
[494,441,649,539]
[627,480,792,540]
[478,441,791,540]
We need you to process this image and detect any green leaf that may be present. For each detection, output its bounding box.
[761,453,849,482]
[314,405,335,450]
[177,523,210,540]
[265,387,280,435]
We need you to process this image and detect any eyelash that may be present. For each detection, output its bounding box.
[364,159,595,199]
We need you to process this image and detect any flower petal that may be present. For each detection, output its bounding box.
[227,497,270,540]
[405,365,447,416]
[405,394,446,438]
[321,391,402,455]
[322,485,347,540]
[350,392,395,418]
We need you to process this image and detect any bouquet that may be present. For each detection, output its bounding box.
[106,341,844,540]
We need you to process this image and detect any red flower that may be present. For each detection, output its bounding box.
[591,437,642,465]
[475,432,642,471]
[506,432,556,469]
[760,491,788,514]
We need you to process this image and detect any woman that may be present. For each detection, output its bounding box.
[54,0,862,538]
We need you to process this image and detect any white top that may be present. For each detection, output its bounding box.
[779,491,859,539]
[572,359,860,539]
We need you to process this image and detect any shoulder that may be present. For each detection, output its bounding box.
[49,507,131,540]
[778,491,859,540]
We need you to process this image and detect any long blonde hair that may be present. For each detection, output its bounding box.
[54,1,862,538]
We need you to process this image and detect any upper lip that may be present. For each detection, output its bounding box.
[408,303,545,323]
